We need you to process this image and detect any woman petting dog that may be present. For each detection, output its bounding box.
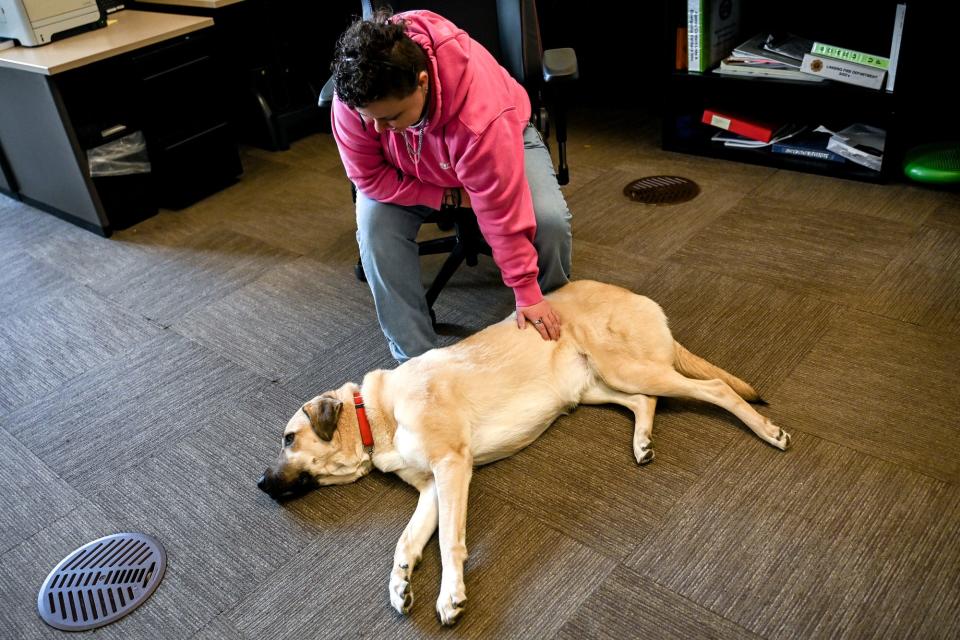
[330,8,572,362]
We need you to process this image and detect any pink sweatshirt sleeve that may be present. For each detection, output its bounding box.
[331,99,445,209]
[457,115,542,307]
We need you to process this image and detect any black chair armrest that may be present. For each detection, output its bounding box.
[541,48,577,185]
[542,47,578,83]
[318,75,335,108]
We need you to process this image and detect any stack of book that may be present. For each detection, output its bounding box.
[702,108,856,165]
[714,33,823,82]
[702,108,806,145]
[800,3,906,91]
[716,18,906,92]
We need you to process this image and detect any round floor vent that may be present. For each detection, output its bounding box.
[37,532,166,631]
[623,176,700,204]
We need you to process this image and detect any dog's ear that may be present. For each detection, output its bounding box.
[302,395,342,441]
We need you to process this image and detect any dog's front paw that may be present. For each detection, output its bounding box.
[436,591,466,626]
[390,571,414,615]
[634,442,655,465]
[775,427,791,451]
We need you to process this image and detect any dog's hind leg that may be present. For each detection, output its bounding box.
[582,383,659,464]
[605,366,790,450]
[390,474,438,616]
[432,452,473,626]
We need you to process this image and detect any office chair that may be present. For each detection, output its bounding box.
[320,0,578,325]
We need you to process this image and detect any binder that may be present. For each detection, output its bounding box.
[702,108,779,143]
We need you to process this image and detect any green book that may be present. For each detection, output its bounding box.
[811,42,890,70]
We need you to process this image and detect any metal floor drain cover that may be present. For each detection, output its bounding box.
[37,532,166,631]
[623,176,700,204]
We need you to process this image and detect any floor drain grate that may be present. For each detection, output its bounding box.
[37,532,166,631]
[623,176,700,204]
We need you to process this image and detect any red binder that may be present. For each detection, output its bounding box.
[702,108,780,143]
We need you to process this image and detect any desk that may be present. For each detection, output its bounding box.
[0,10,242,235]
[130,0,335,150]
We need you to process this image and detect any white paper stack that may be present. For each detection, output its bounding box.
[815,124,886,171]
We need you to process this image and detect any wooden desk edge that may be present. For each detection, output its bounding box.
[0,13,214,75]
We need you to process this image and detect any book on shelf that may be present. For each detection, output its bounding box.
[810,42,889,70]
[702,108,780,143]
[732,32,802,68]
[799,53,886,89]
[771,131,847,163]
[687,0,741,72]
[886,3,907,93]
[711,124,805,149]
[763,32,814,63]
[676,26,688,70]
[713,57,824,82]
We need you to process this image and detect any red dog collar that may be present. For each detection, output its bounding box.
[353,391,374,453]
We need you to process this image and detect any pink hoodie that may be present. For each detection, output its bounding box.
[331,10,541,307]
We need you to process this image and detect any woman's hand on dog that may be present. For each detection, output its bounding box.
[517,299,561,340]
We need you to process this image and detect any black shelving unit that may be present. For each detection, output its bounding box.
[661,0,935,183]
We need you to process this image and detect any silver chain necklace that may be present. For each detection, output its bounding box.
[401,88,430,164]
[402,121,427,164]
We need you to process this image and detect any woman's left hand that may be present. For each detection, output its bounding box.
[516,299,561,341]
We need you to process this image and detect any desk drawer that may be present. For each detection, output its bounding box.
[135,49,227,147]
[56,56,141,151]
[151,120,241,210]
[130,30,241,209]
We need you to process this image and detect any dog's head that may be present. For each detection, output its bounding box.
[257,385,371,501]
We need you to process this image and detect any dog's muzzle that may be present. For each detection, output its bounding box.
[257,468,317,501]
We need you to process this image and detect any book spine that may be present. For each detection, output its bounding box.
[699,0,710,72]
[800,53,886,90]
[708,0,742,72]
[687,0,701,72]
[771,144,846,163]
[810,42,889,69]
[702,109,775,142]
[676,27,688,70]
[886,3,907,93]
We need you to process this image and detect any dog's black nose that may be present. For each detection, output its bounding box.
[257,472,272,494]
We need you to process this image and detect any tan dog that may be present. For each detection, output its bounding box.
[257,280,790,625]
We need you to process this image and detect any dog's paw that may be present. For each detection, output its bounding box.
[775,427,791,451]
[390,576,414,615]
[634,442,655,465]
[436,591,466,626]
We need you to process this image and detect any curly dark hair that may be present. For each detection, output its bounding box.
[331,8,428,109]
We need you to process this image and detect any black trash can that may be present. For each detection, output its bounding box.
[87,129,158,230]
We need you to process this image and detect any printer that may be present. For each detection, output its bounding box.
[0,0,102,47]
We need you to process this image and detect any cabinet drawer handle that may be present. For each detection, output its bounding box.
[164,121,229,151]
[101,124,128,138]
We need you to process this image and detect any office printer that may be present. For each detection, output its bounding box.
[0,0,102,47]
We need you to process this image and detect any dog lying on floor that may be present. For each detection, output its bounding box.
[257,280,790,625]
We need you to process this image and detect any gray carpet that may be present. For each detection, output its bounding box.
[1,108,959,639]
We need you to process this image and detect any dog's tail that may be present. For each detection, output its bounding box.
[673,341,762,402]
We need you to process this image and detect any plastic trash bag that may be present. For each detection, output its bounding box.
[87,131,151,177]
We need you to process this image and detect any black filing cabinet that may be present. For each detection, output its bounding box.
[54,29,241,227]
[131,31,242,209]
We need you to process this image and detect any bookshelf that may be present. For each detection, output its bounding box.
[662,1,929,183]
